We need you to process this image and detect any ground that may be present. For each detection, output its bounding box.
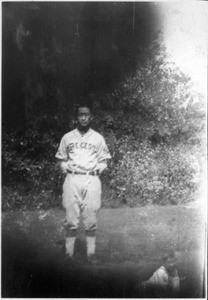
[2,204,206,298]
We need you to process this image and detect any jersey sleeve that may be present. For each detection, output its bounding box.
[55,135,68,161]
[97,136,111,162]
[147,267,169,288]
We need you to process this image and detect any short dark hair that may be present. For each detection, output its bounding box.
[75,101,93,115]
[162,250,177,263]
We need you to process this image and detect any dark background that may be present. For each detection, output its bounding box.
[2,2,204,211]
[2,2,205,211]
[1,4,205,297]
[2,2,160,129]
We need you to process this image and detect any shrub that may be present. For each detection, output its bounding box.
[93,42,206,146]
[103,136,202,207]
[2,42,205,211]
[2,113,203,211]
[2,123,65,210]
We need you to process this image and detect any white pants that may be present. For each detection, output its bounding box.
[62,174,101,231]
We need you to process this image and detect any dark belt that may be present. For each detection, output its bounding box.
[68,170,99,176]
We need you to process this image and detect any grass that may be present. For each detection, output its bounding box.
[2,205,206,297]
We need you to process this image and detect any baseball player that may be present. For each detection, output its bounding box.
[141,250,180,297]
[55,103,111,263]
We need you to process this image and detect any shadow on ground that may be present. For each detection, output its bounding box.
[1,207,205,298]
[2,232,140,298]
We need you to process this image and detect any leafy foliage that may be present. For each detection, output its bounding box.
[96,43,205,145]
[107,139,202,207]
[2,42,205,211]
[2,124,64,211]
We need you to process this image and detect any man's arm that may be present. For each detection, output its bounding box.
[96,136,111,174]
[56,159,70,174]
[55,135,70,173]
[142,268,169,290]
[96,159,108,175]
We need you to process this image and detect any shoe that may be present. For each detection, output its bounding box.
[65,254,74,261]
[74,253,88,265]
[61,244,75,261]
[64,254,80,267]
[65,253,90,266]
[87,254,99,265]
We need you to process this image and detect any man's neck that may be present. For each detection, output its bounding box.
[77,126,90,136]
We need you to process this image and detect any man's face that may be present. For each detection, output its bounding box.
[165,258,177,273]
[77,107,92,128]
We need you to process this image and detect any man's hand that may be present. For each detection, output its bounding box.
[96,160,107,175]
[60,161,70,174]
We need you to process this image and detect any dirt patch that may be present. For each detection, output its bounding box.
[2,206,206,297]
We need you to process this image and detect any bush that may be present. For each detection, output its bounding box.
[2,112,204,211]
[1,186,62,211]
[2,129,203,211]
[2,42,205,211]
[2,123,65,211]
[103,136,202,207]
[92,42,205,146]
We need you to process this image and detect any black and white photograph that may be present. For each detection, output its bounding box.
[1,1,207,298]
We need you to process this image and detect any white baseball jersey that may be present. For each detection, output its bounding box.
[56,128,111,231]
[147,266,180,291]
[55,128,111,172]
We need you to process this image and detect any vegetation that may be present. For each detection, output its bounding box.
[2,39,205,211]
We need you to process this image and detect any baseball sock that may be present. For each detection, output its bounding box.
[86,236,96,257]
[65,237,76,257]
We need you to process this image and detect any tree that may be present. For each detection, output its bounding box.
[102,39,206,145]
[2,2,159,129]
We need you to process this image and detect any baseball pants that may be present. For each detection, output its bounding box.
[62,174,101,232]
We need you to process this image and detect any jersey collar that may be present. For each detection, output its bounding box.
[75,128,93,138]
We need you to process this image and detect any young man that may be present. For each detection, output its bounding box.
[141,251,180,297]
[55,104,111,263]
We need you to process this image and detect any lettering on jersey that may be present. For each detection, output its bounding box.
[68,143,74,152]
[67,142,97,154]
[89,144,96,154]
[80,142,87,149]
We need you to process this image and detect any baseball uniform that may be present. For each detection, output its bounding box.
[142,266,180,297]
[56,127,111,232]
[147,266,180,289]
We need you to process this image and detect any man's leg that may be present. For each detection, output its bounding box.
[85,229,96,258]
[82,176,101,260]
[65,228,77,257]
[62,174,80,257]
